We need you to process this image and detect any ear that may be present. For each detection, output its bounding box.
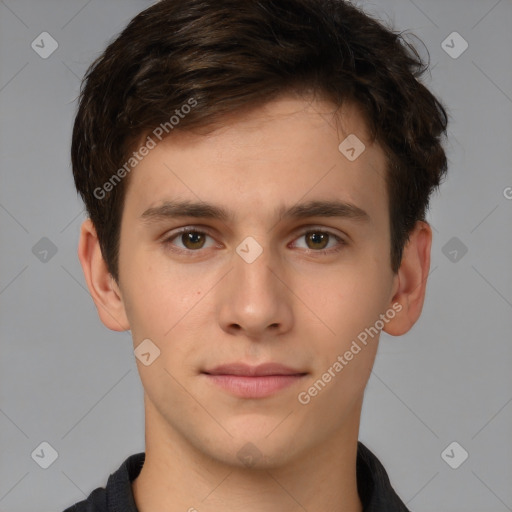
[78,218,130,331]
[383,220,432,336]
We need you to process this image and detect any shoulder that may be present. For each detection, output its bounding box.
[61,486,107,512]
[61,452,145,512]
[357,441,411,512]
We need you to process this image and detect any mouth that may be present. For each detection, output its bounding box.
[201,363,308,398]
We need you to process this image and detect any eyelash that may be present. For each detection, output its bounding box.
[161,226,347,257]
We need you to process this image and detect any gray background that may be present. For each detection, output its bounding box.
[0,0,511,511]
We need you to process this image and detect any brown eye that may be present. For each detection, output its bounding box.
[163,228,217,253]
[292,228,346,254]
[305,231,330,250]
[181,231,206,250]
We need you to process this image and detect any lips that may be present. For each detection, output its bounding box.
[202,362,307,377]
[202,363,308,398]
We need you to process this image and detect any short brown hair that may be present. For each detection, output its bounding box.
[71,0,448,281]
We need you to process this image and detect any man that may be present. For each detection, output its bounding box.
[64,0,448,510]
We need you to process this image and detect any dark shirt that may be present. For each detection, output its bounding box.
[62,441,410,511]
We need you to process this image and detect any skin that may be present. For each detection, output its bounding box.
[78,94,431,512]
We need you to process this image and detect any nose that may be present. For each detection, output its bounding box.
[216,242,294,340]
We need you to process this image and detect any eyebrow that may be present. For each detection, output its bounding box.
[140,199,370,224]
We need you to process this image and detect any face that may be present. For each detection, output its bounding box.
[115,95,399,467]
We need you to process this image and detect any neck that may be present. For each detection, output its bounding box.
[132,397,363,512]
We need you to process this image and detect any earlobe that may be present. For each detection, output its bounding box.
[78,219,130,331]
[383,221,432,337]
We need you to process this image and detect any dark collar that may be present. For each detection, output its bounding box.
[356,442,411,511]
[74,442,410,512]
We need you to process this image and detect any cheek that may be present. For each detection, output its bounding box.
[321,262,387,322]
[300,272,386,416]
[121,249,206,335]
[307,260,391,366]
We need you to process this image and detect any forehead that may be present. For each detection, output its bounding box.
[122,95,388,228]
